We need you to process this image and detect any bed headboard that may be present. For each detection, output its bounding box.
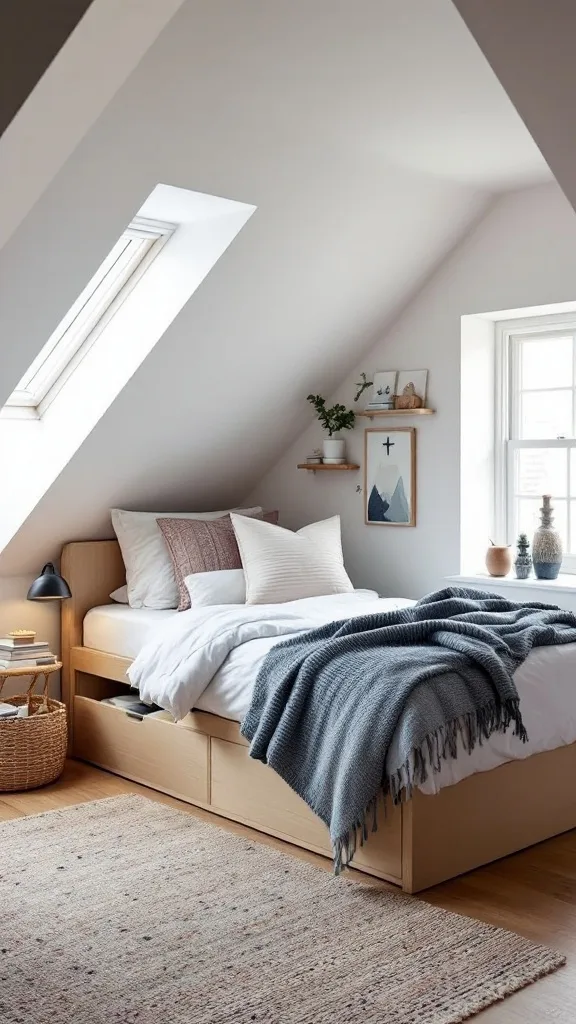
[61,540,125,708]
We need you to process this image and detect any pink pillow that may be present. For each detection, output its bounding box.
[157,510,279,611]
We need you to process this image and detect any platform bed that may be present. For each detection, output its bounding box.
[62,540,576,893]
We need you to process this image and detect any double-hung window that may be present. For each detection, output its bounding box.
[3,216,173,417]
[497,314,576,574]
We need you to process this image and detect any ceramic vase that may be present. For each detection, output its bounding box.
[514,533,532,580]
[323,436,346,461]
[532,495,563,580]
[485,545,512,577]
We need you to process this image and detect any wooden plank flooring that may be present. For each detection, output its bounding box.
[2,759,575,1022]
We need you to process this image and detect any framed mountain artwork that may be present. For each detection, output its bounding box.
[364,427,416,526]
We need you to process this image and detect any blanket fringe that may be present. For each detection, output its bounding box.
[332,697,527,875]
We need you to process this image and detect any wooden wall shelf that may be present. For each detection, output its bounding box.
[357,408,435,419]
[297,463,359,472]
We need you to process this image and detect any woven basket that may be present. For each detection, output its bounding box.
[0,671,67,792]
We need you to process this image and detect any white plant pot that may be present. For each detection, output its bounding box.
[323,437,346,460]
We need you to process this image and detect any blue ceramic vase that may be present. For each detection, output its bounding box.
[532,495,562,580]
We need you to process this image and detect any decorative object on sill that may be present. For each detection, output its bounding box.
[514,533,532,580]
[366,370,397,410]
[27,562,72,601]
[394,381,423,410]
[532,495,563,580]
[485,541,512,577]
[364,427,416,526]
[396,369,428,408]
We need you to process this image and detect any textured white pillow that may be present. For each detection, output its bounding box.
[184,569,246,608]
[109,584,129,604]
[230,514,353,604]
[111,507,261,609]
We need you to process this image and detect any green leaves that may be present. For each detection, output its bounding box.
[307,394,355,436]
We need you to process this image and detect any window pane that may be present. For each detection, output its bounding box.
[520,336,573,391]
[516,448,567,497]
[517,497,567,550]
[520,390,572,439]
[572,448,576,497]
[570,503,576,555]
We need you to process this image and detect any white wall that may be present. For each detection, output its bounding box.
[460,315,496,570]
[246,183,576,599]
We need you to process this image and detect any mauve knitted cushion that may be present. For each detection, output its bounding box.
[157,511,278,610]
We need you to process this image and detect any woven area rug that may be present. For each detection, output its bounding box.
[0,795,564,1024]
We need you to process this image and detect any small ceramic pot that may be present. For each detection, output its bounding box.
[485,546,512,577]
[323,437,346,460]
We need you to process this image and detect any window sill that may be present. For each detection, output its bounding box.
[447,573,576,596]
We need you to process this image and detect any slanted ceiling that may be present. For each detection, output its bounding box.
[0,0,93,138]
[453,0,576,218]
[0,0,549,574]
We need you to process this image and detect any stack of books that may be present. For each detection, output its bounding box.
[0,636,57,670]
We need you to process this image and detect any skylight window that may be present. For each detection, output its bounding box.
[4,216,174,415]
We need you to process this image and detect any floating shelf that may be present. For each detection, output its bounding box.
[297,463,360,473]
[357,408,435,419]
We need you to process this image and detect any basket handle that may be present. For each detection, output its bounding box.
[26,672,50,716]
[0,671,50,714]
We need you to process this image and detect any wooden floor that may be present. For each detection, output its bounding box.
[2,760,575,1022]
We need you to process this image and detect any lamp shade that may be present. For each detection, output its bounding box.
[27,563,72,601]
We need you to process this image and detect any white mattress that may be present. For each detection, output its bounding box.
[84,605,175,661]
[84,602,576,795]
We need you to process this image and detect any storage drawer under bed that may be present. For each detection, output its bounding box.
[210,736,403,882]
[73,675,209,804]
[72,670,402,884]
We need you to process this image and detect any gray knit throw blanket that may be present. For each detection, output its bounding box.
[241,588,576,871]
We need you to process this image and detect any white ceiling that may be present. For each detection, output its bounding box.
[0,0,551,573]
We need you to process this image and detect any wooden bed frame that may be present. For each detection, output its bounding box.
[61,540,576,893]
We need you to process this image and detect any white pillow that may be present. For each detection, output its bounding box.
[230,514,353,604]
[184,569,246,608]
[111,507,262,609]
[110,584,129,604]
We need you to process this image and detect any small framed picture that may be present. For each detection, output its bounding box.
[367,370,397,409]
[396,369,428,406]
[364,427,416,526]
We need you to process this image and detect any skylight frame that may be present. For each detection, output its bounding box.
[4,216,175,417]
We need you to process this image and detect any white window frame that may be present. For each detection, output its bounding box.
[495,312,576,574]
[3,216,175,418]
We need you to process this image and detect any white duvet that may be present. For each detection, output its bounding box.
[128,590,576,796]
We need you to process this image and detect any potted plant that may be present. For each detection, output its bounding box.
[307,394,355,461]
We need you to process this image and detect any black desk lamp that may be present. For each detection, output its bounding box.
[27,563,72,601]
